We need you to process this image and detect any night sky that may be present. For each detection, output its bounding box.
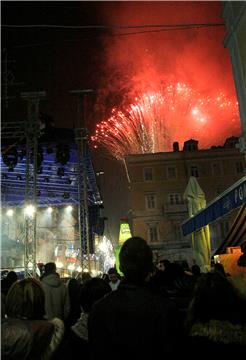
[2,1,239,243]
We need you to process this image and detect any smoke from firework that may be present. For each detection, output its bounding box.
[92,2,241,158]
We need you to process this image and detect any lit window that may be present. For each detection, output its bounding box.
[167,166,176,179]
[143,168,153,181]
[145,194,156,209]
[190,165,199,177]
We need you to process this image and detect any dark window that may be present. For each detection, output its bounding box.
[167,167,176,179]
[190,165,199,177]
[144,168,153,181]
[145,194,156,209]
[148,225,158,242]
[236,161,244,174]
[212,163,222,175]
[169,193,182,205]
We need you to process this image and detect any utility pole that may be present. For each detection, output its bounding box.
[21,91,46,277]
[70,89,93,273]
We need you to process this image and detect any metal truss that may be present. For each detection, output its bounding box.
[21,92,46,277]
[71,89,94,272]
[75,127,91,272]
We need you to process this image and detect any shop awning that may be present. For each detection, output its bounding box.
[181,176,246,236]
[214,204,246,255]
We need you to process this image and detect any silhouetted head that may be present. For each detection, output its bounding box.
[80,277,111,312]
[44,262,56,275]
[191,264,201,276]
[81,271,92,284]
[186,271,246,327]
[67,278,80,297]
[6,278,46,320]
[157,259,170,272]
[213,262,226,276]
[6,271,18,283]
[107,267,119,283]
[119,237,153,284]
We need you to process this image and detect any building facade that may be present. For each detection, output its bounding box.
[222,2,246,157]
[124,138,246,264]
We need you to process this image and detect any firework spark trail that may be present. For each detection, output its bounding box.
[91,82,240,160]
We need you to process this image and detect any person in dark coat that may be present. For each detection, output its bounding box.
[65,278,81,327]
[185,271,246,355]
[88,237,181,359]
[54,278,111,360]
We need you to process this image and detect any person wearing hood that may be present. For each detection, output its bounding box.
[41,262,70,321]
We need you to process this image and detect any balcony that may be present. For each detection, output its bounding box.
[163,204,187,214]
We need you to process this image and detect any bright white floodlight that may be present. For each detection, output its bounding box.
[66,205,73,212]
[6,209,14,217]
[24,205,36,217]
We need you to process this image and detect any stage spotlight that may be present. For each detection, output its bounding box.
[30,146,43,173]
[24,205,36,217]
[47,147,53,154]
[57,167,65,177]
[3,147,18,172]
[66,205,73,212]
[47,207,53,213]
[63,192,70,199]
[56,144,70,165]
[19,149,25,161]
[6,209,14,217]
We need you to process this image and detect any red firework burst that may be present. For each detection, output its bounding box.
[91,82,240,160]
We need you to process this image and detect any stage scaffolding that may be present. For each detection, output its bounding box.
[2,92,45,277]
[23,92,46,277]
[70,89,94,272]
[1,93,102,276]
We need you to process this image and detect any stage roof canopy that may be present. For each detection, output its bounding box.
[1,137,101,208]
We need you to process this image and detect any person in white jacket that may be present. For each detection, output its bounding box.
[41,262,70,321]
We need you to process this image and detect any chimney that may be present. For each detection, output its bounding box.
[173,141,179,152]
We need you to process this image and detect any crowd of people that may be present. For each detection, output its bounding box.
[1,236,246,359]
